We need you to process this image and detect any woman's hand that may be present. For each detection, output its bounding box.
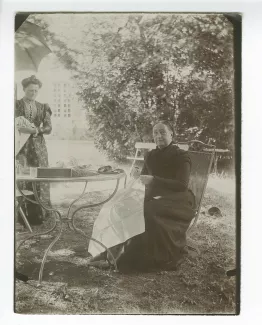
[140,175,154,185]
[33,126,45,137]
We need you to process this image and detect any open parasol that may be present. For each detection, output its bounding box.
[15,20,52,72]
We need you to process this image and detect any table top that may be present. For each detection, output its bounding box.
[16,172,126,183]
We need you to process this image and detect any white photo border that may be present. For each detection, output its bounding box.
[1,0,261,324]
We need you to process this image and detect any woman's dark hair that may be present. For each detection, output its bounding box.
[21,75,42,90]
[154,120,174,136]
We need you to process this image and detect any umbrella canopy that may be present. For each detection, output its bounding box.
[15,14,30,31]
[15,21,52,72]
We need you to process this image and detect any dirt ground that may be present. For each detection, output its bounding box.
[15,176,237,315]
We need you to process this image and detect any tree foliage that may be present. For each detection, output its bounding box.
[28,14,234,160]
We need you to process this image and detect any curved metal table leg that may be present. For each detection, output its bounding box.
[16,219,58,253]
[71,223,118,272]
[35,182,88,285]
[66,182,88,232]
[37,211,63,285]
[16,182,63,285]
[31,182,66,285]
[66,181,88,220]
[70,179,121,272]
[16,183,59,253]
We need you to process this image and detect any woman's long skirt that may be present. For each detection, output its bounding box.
[115,190,196,273]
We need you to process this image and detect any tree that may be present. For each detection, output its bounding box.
[28,14,235,159]
[77,14,234,158]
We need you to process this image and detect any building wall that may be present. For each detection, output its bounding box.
[48,81,87,139]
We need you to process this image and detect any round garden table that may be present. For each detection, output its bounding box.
[16,172,126,285]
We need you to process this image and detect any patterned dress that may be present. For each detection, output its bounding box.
[15,98,52,217]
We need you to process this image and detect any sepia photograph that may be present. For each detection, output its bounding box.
[14,12,240,315]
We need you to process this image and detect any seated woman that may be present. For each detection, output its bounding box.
[90,120,196,272]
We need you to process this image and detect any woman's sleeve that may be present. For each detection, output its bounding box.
[41,104,52,135]
[15,100,24,118]
[153,154,191,191]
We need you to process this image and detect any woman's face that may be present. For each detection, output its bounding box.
[24,84,39,100]
[153,123,173,149]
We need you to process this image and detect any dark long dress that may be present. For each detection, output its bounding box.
[15,99,52,220]
[116,142,196,272]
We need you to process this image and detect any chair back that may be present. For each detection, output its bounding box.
[187,149,214,230]
[178,141,215,231]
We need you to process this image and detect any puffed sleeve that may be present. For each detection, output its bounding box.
[41,103,52,135]
[15,100,24,118]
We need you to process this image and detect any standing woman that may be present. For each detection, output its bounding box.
[16,75,52,223]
